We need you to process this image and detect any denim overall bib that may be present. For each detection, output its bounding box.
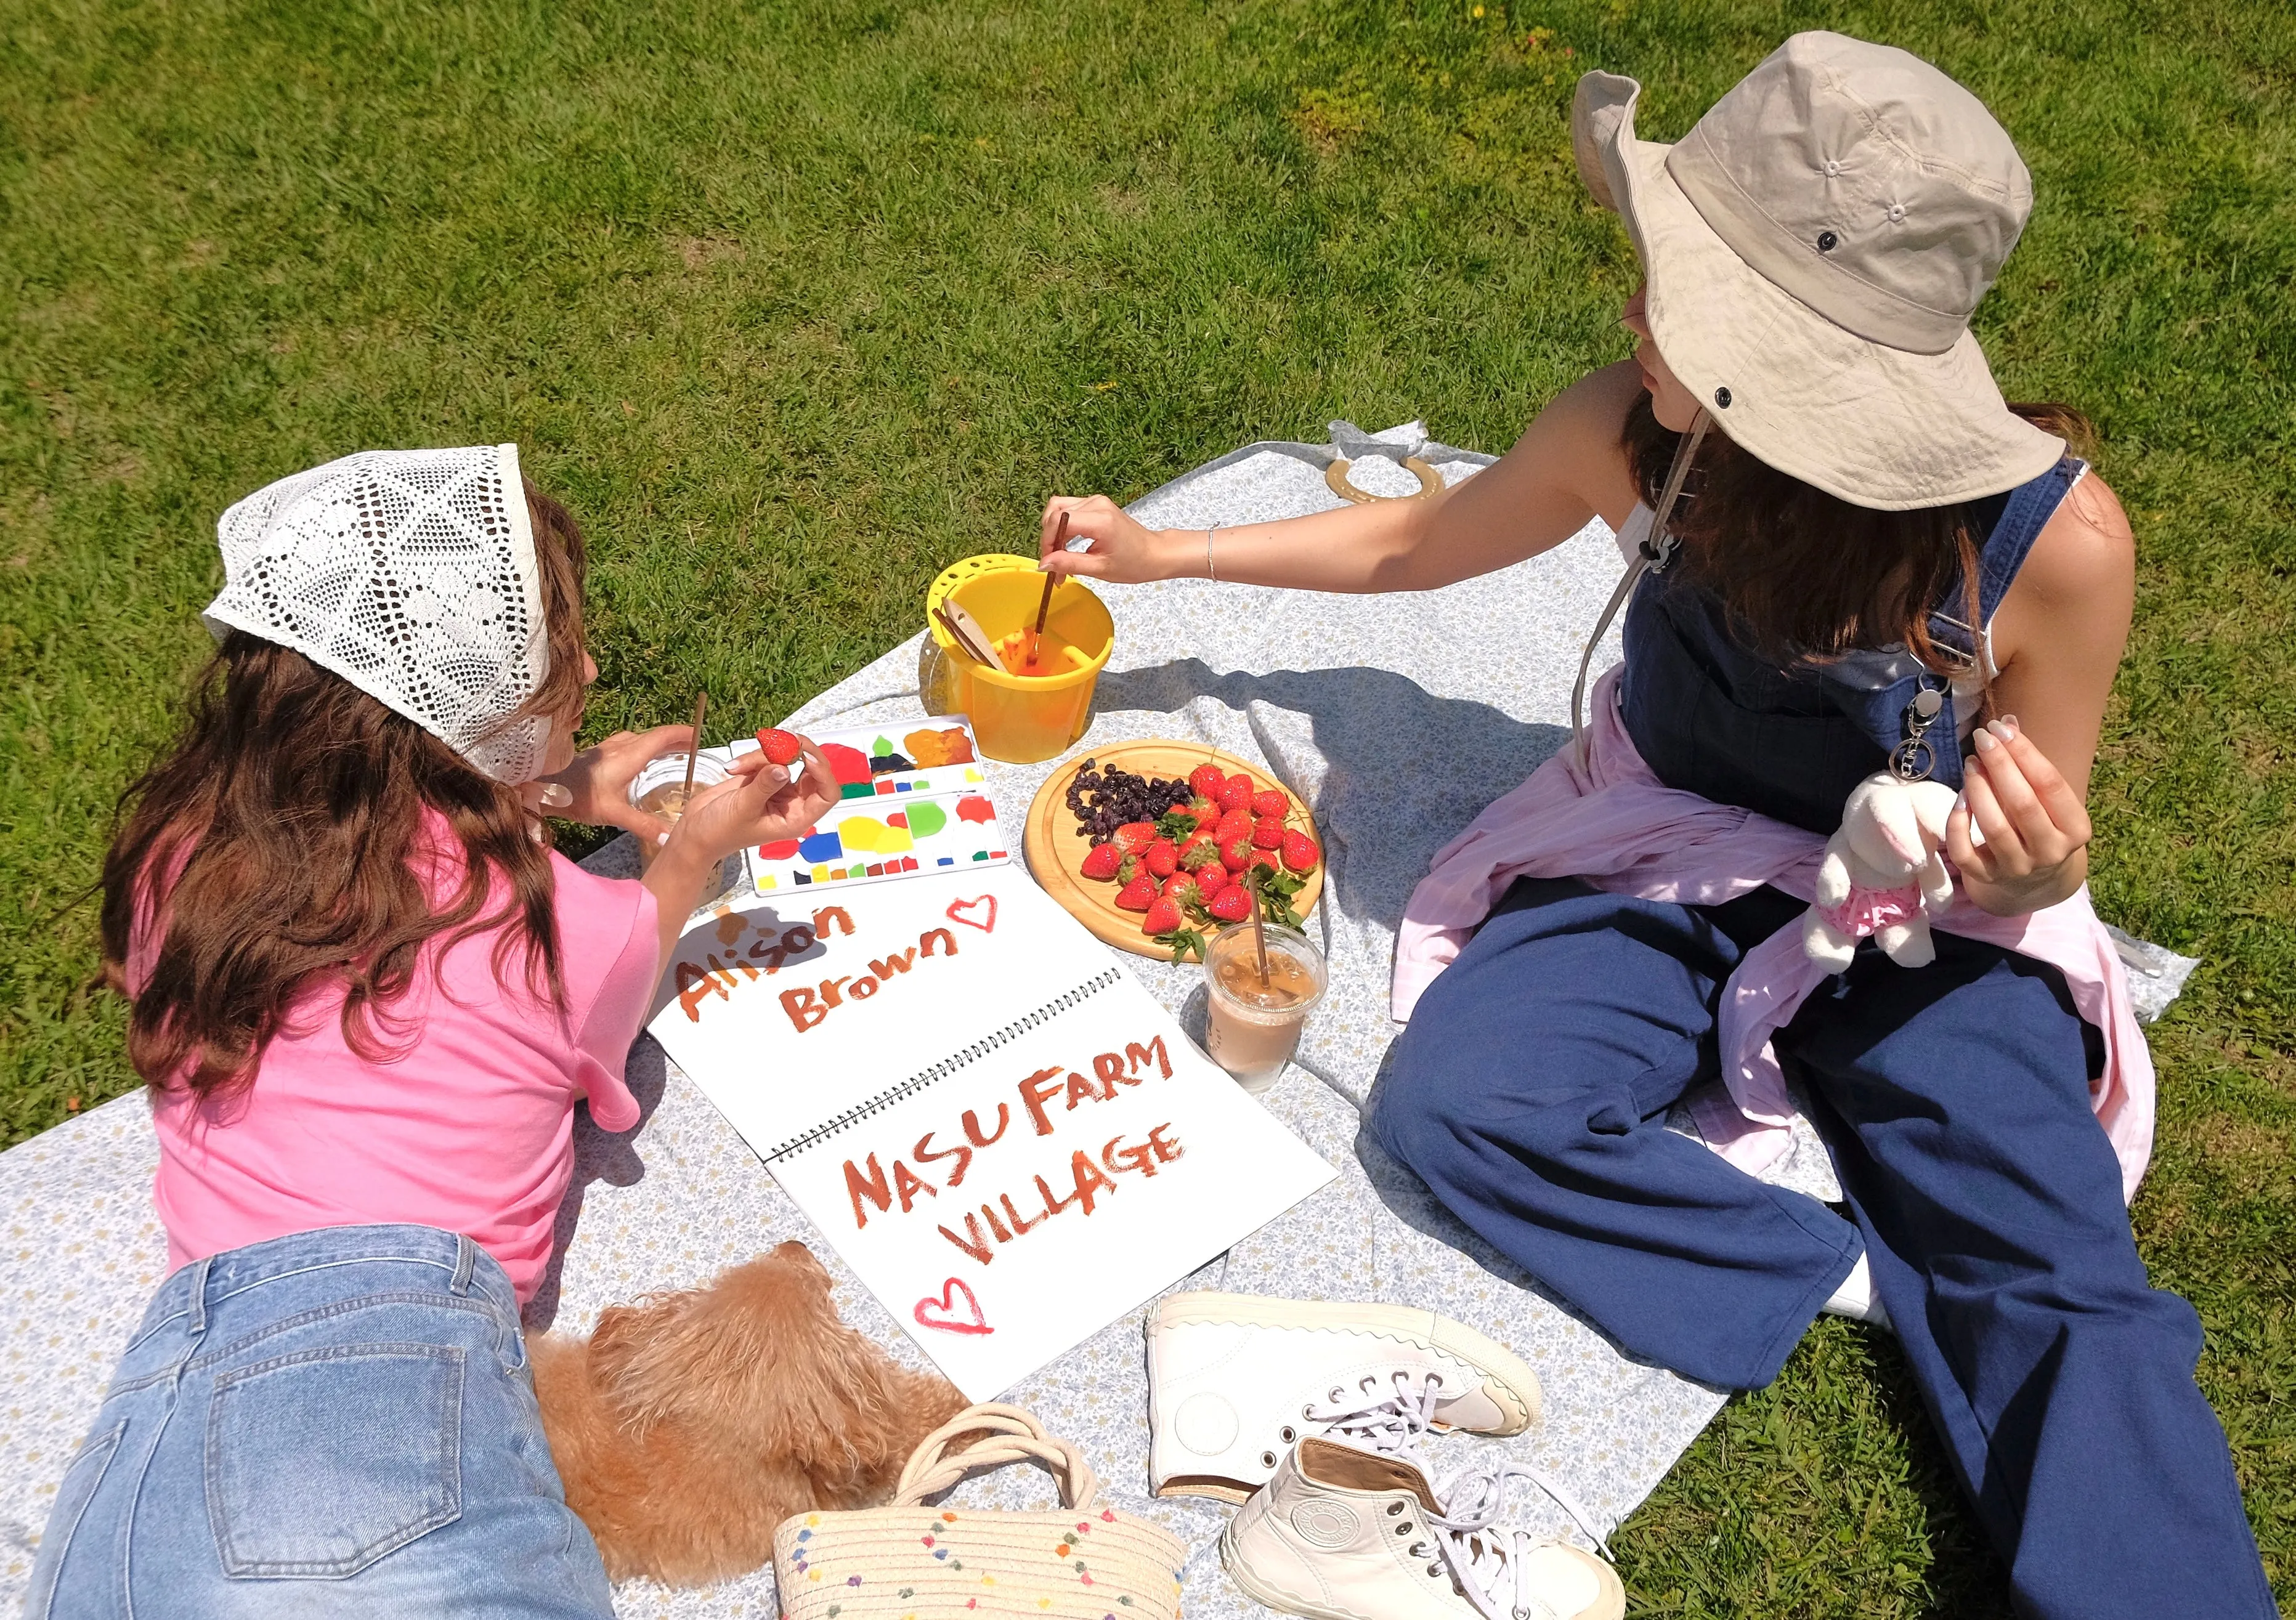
[1372,460,2276,1619]
[1617,460,2082,832]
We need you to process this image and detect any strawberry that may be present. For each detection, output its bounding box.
[1144,840,1179,878]
[1143,896,1186,935]
[1189,764,1228,800]
[1114,822,1158,853]
[1079,842,1122,881]
[1114,875,1158,912]
[755,727,803,766]
[1188,794,1220,820]
[1220,835,1254,872]
[1161,873,1202,908]
[1215,774,1256,814]
[1247,848,1281,875]
[1178,833,1220,867]
[1192,859,1230,894]
[1215,808,1253,846]
[1250,788,1289,819]
[1281,829,1321,873]
[1208,884,1254,923]
[1252,816,1285,849]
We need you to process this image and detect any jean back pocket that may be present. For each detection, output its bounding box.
[206,1343,463,1578]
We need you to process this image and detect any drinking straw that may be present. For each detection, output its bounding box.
[679,692,709,803]
[1249,865,1270,987]
[1026,513,1068,670]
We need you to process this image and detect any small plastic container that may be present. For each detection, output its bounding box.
[924,557,1115,763]
[627,753,730,874]
[1201,923,1328,1094]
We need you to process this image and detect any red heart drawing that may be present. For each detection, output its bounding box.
[914,1277,994,1336]
[945,894,997,933]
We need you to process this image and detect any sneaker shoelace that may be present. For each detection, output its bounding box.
[1301,1369,1450,1460]
[1417,1460,1616,1620]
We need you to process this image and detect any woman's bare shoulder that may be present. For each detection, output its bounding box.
[2018,469,2136,614]
[1994,468,2135,673]
[1514,360,1644,529]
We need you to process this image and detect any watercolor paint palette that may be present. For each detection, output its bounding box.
[776,717,990,801]
[747,786,1012,894]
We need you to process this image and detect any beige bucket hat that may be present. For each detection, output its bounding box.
[1573,31,2064,510]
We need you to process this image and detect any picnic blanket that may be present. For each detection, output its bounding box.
[0,423,2195,1615]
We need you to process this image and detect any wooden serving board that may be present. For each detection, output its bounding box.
[1022,740,1323,959]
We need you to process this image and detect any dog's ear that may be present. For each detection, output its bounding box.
[585,1303,655,1395]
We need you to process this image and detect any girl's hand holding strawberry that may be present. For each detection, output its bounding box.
[641,735,840,964]
[670,739,840,864]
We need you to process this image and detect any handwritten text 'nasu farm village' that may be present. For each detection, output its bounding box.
[667,894,1186,1271]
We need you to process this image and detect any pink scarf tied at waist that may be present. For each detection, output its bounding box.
[1390,667,2154,1202]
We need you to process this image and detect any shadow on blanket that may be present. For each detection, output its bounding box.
[525,1034,673,1329]
[1093,660,1567,931]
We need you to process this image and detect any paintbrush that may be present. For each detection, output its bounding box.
[933,603,1001,668]
[679,692,709,806]
[1024,512,1068,671]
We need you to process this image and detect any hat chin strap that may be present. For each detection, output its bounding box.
[1570,407,1711,767]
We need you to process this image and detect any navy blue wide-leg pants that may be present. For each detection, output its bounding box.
[1371,877,2273,1620]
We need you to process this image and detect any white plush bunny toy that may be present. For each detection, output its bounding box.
[1803,772,1962,970]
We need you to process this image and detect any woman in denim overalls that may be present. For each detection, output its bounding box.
[1041,33,2274,1620]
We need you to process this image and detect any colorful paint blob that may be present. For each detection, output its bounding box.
[903,727,975,767]
[905,800,948,838]
[752,785,1008,898]
[840,816,915,855]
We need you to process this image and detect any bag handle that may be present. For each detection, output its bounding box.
[891,1403,1101,1512]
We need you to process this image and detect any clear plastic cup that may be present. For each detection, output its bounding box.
[1201,923,1327,1094]
[627,753,729,875]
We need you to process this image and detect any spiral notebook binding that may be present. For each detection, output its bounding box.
[766,968,1126,1162]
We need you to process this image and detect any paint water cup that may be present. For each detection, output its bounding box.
[1201,923,1327,1095]
[930,560,1114,764]
[628,752,731,877]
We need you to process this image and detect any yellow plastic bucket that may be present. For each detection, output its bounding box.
[926,557,1114,763]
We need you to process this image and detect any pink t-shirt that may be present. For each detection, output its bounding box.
[136,836,659,1303]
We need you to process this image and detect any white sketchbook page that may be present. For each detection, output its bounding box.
[648,870,1103,1146]
[644,869,1337,1399]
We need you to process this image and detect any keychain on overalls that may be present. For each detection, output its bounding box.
[1891,681,1947,782]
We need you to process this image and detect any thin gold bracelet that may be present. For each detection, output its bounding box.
[1206,524,1219,584]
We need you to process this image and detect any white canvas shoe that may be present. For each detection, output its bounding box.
[1148,1292,1542,1502]
[1221,1438,1624,1620]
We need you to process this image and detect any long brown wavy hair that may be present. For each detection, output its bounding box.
[1623,394,2093,698]
[100,483,594,1101]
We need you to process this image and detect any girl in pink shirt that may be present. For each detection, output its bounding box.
[31,446,836,1619]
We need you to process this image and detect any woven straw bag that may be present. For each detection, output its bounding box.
[773,1403,1185,1619]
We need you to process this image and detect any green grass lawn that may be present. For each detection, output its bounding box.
[2,0,2289,1610]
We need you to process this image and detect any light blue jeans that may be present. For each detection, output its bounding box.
[25,1224,615,1619]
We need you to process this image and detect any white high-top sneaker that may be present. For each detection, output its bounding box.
[1222,1438,1624,1620]
[1148,1292,1541,1502]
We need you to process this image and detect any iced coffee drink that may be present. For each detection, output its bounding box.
[1203,923,1327,1093]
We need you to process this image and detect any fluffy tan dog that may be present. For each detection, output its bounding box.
[530,1241,965,1586]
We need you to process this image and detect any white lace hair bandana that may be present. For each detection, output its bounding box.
[202,444,553,784]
